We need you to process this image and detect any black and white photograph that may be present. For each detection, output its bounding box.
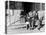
[5,1,45,34]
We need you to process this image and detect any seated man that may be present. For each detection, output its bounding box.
[26,11,33,30]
